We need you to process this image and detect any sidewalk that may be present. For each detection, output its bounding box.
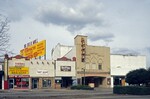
[0,88,69,93]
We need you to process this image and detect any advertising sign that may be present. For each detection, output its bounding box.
[60,66,71,71]
[20,40,46,59]
[8,67,29,75]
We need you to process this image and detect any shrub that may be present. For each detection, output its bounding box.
[125,68,148,86]
[113,86,150,95]
[70,85,94,90]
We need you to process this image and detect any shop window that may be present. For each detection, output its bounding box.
[42,79,51,88]
[22,78,29,88]
[14,78,29,89]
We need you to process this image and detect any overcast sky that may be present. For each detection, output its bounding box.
[0,0,150,67]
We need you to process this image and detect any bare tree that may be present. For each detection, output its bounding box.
[0,15,10,57]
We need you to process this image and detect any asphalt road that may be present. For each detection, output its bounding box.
[0,88,150,99]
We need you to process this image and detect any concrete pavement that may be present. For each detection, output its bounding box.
[0,88,150,99]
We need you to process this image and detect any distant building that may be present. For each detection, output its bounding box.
[110,54,146,87]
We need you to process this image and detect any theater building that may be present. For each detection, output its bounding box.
[52,35,111,88]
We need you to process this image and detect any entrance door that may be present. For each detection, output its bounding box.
[32,79,38,89]
[9,79,14,89]
[62,77,72,88]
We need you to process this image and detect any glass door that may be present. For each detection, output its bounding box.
[32,79,38,89]
[9,79,14,89]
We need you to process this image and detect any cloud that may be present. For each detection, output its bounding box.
[35,0,105,32]
[86,32,114,42]
[0,0,36,21]
[111,48,140,55]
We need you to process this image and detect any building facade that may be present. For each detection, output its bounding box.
[2,35,147,90]
[110,54,146,87]
[74,35,111,88]
[29,59,55,89]
[3,54,76,89]
[55,60,76,88]
[4,55,55,89]
[52,35,111,88]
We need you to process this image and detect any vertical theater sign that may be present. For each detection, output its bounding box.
[81,38,86,62]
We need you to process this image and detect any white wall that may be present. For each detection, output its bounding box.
[51,43,73,60]
[111,55,146,76]
[64,46,76,59]
[29,59,55,77]
[110,54,146,87]
[55,61,76,77]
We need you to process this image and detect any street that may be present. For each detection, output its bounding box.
[0,88,150,99]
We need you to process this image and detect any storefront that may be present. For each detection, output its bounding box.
[8,65,29,89]
[31,77,54,89]
[8,75,30,89]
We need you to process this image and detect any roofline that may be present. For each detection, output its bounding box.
[74,35,88,39]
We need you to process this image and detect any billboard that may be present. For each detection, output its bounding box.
[8,67,29,75]
[20,40,46,59]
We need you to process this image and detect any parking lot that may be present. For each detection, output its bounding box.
[0,88,150,99]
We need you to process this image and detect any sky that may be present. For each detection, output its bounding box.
[0,0,150,67]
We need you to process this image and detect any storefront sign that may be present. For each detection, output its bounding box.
[60,66,71,71]
[20,40,46,59]
[24,39,38,48]
[36,70,48,74]
[8,75,30,78]
[15,62,25,66]
[8,67,29,75]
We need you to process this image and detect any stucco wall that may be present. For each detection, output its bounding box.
[29,59,54,77]
[111,54,146,76]
[55,61,76,77]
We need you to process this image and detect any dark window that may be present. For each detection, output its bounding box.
[43,79,51,87]
[81,58,85,62]
[98,63,102,70]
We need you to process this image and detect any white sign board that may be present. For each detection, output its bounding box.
[36,70,48,74]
